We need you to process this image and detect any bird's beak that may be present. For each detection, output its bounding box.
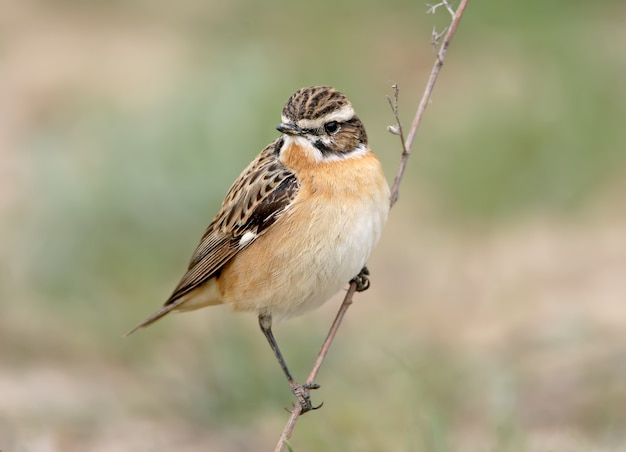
[276,122,303,136]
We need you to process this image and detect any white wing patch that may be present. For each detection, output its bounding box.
[239,231,257,248]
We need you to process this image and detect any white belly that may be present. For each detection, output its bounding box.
[264,188,389,318]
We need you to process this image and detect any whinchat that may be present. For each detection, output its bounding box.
[128,86,390,411]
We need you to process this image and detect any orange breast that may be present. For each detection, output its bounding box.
[216,143,389,317]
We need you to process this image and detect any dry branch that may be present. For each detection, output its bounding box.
[274,1,469,449]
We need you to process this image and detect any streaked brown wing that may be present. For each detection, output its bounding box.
[164,141,299,305]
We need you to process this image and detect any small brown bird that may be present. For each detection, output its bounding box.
[128,86,389,411]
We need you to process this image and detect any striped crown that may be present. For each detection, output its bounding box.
[281,86,352,123]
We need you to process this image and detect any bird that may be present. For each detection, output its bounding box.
[127,86,390,412]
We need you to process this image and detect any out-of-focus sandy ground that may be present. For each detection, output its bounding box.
[2,1,626,451]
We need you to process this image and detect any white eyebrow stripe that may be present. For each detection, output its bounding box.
[294,104,355,130]
[322,104,355,123]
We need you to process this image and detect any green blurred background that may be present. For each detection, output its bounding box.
[2,0,626,450]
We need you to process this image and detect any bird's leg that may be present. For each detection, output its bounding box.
[352,266,371,292]
[258,313,321,413]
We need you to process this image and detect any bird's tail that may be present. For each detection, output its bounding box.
[124,300,183,337]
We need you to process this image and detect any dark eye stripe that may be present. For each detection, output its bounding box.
[313,140,333,155]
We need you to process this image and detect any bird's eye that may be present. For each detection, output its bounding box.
[324,121,340,135]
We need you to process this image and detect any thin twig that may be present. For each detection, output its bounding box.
[431,26,448,50]
[390,0,469,208]
[386,84,407,145]
[426,0,456,18]
[274,281,359,451]
[274,1,469,450]
[443,0,457,18]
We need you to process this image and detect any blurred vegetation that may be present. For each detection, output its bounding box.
[2,0,626,450]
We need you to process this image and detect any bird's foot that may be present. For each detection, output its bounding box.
[352,266,370,292]
[289,382,322,414]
